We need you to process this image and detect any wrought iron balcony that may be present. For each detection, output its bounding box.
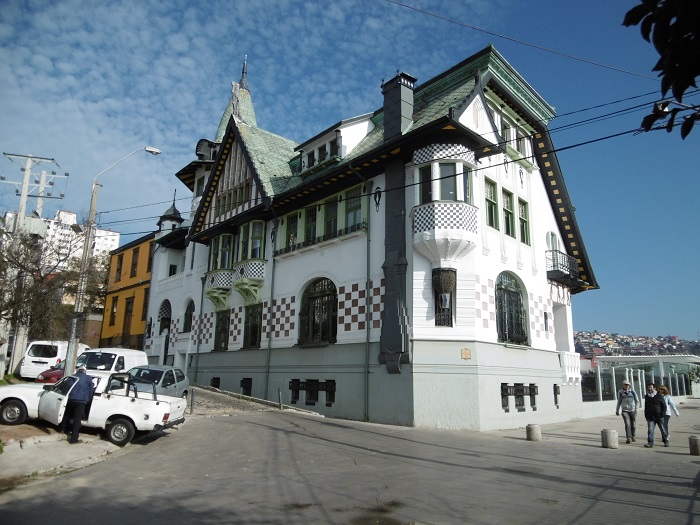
[546,250,581,288]
[411,201,479,265]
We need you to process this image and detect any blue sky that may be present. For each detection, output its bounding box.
[0,0,697,341]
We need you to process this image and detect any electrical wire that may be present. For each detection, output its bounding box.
[381,0,658,80]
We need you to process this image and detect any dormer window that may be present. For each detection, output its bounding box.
[330,138,339,157]
[318,144,327,162]
[307,151,315,168]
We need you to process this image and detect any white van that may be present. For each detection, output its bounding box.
[76,348,148,377]
[19,341,90,379]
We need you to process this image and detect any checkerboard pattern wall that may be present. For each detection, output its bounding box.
[530,293,553,340]
[230,306,242,344]
[338,279,385,332]
[413,143,475,165]
[169,319,179,346]
[263,296,296,339]
[193,311,216,345]
[474,274,496,329]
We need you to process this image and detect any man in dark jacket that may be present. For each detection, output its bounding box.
[59,366,95,444]
[644,382,668,448]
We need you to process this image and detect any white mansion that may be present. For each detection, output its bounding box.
[144,46,599,431]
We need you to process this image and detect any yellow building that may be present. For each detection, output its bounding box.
[100,232,155,349]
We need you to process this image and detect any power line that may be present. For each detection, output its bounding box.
[382,0,657,80]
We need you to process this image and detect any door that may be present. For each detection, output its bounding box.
[38,377,75,425]
[161,370,177,396]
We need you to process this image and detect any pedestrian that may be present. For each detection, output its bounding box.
[615,379,639,443]
[657,385,680,441]
[58,366,95,444]
[643,382,668,448]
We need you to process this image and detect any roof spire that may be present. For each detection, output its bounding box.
[240,55,249,91]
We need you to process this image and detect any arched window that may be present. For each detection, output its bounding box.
[182,300,195,333]
[495,272,528,345]
[299,278,337,345]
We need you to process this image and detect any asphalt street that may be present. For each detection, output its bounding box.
[1,397,699,524]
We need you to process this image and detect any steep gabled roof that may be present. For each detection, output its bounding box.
[186,46,597,291]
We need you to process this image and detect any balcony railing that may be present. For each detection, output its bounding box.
[546,250,581,288]
[274,221,367,257]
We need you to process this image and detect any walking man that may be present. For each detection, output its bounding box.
[615,379,639,444]
[643,382,668,448]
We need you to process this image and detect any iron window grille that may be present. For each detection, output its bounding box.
[496,272,528,345]
[243,303,263,349]
[299,278,337,346]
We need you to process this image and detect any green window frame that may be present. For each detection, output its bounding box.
[439,163,457,201]
[519,199,530,245]
[305,208,317,242]
[503,190,515,237]
[324,199,338,238]
[345,187,362,228]
[287,213,298,248]
[485,179,498,229]
[243,303,263,349]
[462,168,472,205]
[419,165,432,204]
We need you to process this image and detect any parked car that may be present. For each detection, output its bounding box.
[128,365,190,399]
[36,360,66,383]
[19,341,90,379]
[0,372,187,446]
[34,348,149,383]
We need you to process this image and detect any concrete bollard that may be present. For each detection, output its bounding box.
[690,435,700,456]
[526,424,542,442]
[601,429,618,449]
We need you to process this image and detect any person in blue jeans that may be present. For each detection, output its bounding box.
[657,385,680,440]
[58,367,95,444]
[615,380,639,444]
[643,382,668,448]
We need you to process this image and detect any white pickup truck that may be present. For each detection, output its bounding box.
[0,372,187,446]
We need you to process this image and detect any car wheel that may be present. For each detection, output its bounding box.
[0,399,28,425]
[181,390,188,400]
[106,418,135,446]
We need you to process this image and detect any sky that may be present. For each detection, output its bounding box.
[0,0,698,341]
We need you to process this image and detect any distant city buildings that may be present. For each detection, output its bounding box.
[42,210,119,268]
[575,330,699,358]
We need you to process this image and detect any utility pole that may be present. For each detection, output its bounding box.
[0,153,66,378]
[1,153,68,225]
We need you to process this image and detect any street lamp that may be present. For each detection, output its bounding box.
[65,146,161,375]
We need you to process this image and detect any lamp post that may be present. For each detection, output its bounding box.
[65,146,160,375]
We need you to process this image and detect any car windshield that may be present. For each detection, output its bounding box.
[129,368,164,384]
[28,344,58,358]
[52,361,66,371]
[76,352,116,371]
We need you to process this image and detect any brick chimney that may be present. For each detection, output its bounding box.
[382,72,417,141]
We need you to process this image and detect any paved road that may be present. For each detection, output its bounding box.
[1,398,699,524]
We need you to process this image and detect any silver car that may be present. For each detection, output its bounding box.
[127,365,190,399]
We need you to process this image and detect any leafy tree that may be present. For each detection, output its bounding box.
[0,218,108,342]
[623,1,700,138]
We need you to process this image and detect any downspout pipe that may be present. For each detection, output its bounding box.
[348,162,372,422]
[194,275,206,384]
[264,203,278,401]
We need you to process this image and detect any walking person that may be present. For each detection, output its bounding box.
[657,385,680,441]
[643,382,668,448]
[615,380,639,444]
[58,366,95,444]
